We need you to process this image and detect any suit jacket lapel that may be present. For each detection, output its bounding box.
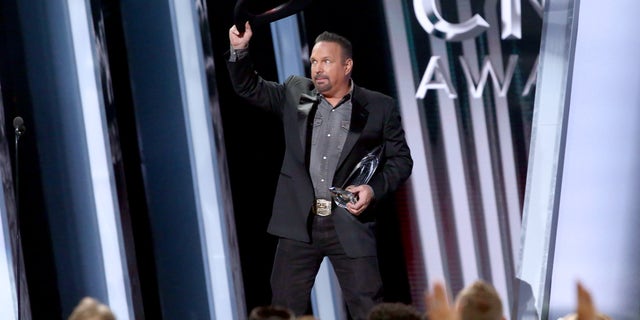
[297,92,318,162]
[337,88,368,169]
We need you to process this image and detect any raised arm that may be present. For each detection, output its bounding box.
[226,22,286,113]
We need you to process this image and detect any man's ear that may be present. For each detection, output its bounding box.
[344,58,353,75]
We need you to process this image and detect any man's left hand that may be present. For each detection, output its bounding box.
[345,185,374,216]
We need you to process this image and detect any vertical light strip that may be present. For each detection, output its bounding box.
[170,0,239,319]
[270,16,347,320]
[518,0,577,316]
[483,0,522,263]
[382,0,445,285]
[456,0,512,315]
[430,35,480,285]
[271,16,305,83]
[549,1,640,317]
[311,258,345,320]
[67,0,132,319]
[0,195,17,319]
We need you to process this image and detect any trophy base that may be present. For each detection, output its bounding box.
[329,187,356,209]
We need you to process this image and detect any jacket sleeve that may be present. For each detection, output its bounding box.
[368,97,413,201]
[226,52,286,115]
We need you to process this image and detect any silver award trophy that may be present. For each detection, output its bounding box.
[329,145,384,209]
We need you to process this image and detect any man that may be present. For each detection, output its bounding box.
[227,21,413,319]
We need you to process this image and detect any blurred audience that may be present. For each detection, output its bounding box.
[558,282,611,320]
[426,282,458,320]
[368,302,424,320]
[68,297,115,320]
[426,280,613,320]
[249,305,296,320]
[455,280,504,320]
[65,279,614,320]
[426,280,504,320]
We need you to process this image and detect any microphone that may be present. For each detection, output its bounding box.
[12,116,25,320]
[13,116,26,137]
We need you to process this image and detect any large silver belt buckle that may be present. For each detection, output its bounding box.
[315,199,332,216]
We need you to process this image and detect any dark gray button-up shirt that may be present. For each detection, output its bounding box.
[310,92,352,200]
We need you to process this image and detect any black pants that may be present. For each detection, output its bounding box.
[270,214,383,320]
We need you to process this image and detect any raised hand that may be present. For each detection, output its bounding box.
[426,282,459,320]
[576,282,596,320]
[229,21,252,50]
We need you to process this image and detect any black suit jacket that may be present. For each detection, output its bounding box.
[227,55,412,257]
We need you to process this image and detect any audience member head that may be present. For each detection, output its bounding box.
[455,280,504,320]
[249,305,296,320]
[368,302,424,320]
[68,297,115,320]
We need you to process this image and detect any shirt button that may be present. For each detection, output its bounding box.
[323,156,327,160]
[327,134,331,137]
[321,179,325,182]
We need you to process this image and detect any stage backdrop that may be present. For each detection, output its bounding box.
[382,0,542,317]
